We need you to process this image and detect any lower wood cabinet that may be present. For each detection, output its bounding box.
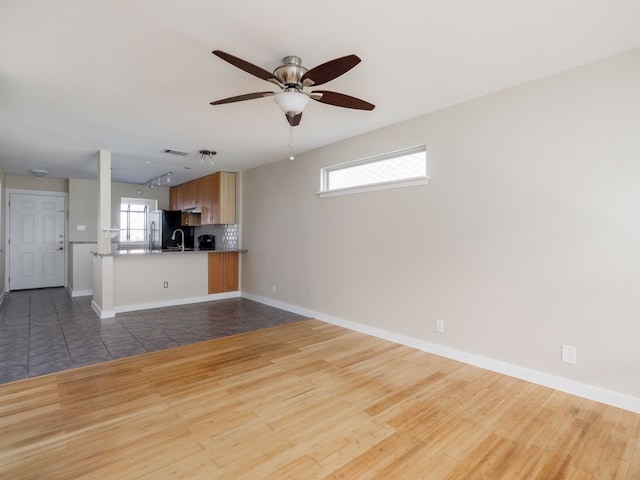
[208,252,239,293]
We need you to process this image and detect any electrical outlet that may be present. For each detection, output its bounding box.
[163,282,168,288]
[435,319,444,333]
[561,345,576,364]
[272,284,277,293]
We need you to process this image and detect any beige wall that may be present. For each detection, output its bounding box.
[113,253,208,309]
[0,166,5,296]
[68,243,96,294]
[68,179,98,243]
[6,175,68,192]
[68,179,170,242]
[111,182,171,230]
[241,49,640,399]
[67,178,171,298]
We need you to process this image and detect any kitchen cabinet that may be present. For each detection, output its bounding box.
[200,172,236,225]
[180,212,201,226]
[170,172,236,225]
[184,181,197,209]
[171,181,196,211]
[208,251,239,293]
[195,176,211,222]
[169,186,179,210]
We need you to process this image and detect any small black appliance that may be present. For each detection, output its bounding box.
[198,234,215,250]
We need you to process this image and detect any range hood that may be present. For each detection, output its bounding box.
[183,206,202,214]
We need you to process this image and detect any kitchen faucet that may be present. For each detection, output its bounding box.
[171,228,185,252]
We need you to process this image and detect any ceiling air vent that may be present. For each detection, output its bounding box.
[162,149,189,156]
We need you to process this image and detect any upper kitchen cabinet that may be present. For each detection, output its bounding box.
[184,181,197,209]
[208,172,236,225]
[170,172,236,224]
[171,180,197,210]
[169,185,180,210]
[195,176,211,217]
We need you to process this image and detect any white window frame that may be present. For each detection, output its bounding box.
[119,198,156,247]
[318,145,428,198]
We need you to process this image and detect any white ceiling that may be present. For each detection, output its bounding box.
[1,1,639,186]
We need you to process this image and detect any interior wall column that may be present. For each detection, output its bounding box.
[91,149,115,319]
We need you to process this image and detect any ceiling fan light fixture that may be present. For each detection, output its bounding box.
[273,91,309,115]
[199,149,216,166]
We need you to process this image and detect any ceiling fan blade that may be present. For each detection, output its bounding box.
[311,90,375,110]
[286,112,302,127]
[301,55,361,87]
[210,91,275,105]
[212,50,277,83]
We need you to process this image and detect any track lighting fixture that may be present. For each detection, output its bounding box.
[144,171,174,189]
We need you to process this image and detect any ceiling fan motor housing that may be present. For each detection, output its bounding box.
[273,56,308,88]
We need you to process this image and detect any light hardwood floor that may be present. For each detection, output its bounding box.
[1,319,639,479]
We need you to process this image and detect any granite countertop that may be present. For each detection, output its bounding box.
[92,248,246,257]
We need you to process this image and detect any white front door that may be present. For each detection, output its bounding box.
[9,193,66,290]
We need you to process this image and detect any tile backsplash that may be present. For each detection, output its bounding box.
[196,224,239,250]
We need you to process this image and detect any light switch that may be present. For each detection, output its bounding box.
[76,225,87,231]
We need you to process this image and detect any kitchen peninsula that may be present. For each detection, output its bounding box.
[93,247,245,314]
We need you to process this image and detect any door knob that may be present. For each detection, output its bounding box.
[58,247,64,251]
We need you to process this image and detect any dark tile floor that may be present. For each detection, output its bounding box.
[0,287,308,385]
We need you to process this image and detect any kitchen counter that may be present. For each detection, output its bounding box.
[99,248,245,313]
[92,248,246,257]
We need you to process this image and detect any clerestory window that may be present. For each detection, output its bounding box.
[319,145,428,197]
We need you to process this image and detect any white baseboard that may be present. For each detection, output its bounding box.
[113,291,241,314]
[241,292,640,414]
[91,300,115,320]
[66,285,93,298]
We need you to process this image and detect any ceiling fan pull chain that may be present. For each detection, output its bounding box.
[289,124,295,160]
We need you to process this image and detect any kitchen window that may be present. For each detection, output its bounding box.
[319,145,428,197]
[120,199,153,245]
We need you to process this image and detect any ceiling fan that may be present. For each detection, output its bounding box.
[210,50,375,127]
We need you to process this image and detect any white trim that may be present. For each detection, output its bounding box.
[6,188,67,197]
[113,291,240,314]
[71,288,93,298]
[241,292,640,414]
[0,288,6,306]
[91,299,115,320]
[318,177,428,198]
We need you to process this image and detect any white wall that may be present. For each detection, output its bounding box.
[241,49,640,401]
